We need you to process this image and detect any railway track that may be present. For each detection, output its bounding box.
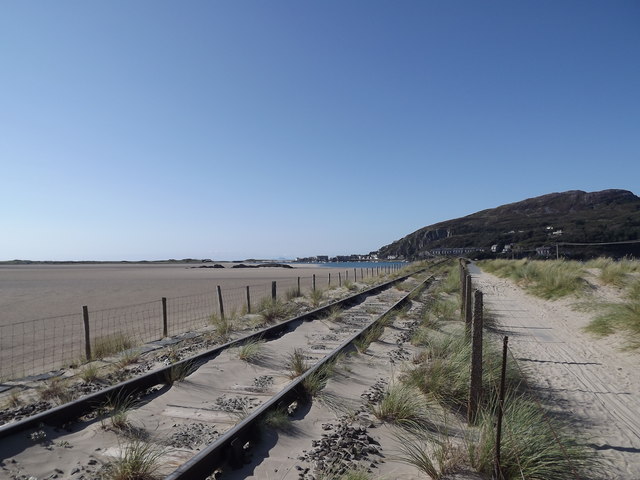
[0,264,439,480]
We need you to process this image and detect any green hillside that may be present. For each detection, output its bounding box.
[379,189,640,259]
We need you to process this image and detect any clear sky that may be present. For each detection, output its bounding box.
[2,1,639,261]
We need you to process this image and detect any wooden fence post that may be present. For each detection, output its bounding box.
[339,272,342,287]
[494,336,509,480]
[246,286,251,314]
[297,276,301,297]
[468,290,483,423]
[82,305,91,361]
[272,281,277,301]
[217,285,225,319]
[354,268,357,282]
[461,268,467,318]
[313,274,316,291]
[162,297,168,337]
[328,272,331,287]
[465,274,473,329]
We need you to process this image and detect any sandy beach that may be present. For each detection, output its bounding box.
[1,263,391,379]
[0,263,329,326]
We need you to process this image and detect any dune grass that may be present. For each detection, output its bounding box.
[287,348,309,379]
[209,312,235,340]
[258,297,290,324]
[308,288,324,307]
[353,323,384,354]
[585,301,640,349]
[395,427,464,479]
[480,259,586,300]
[103,439,164,480]
[80,363,101,383]
[470,393,595,479]
[164,360,197,385]
[92,333,137,360]
[371,383,433,428]
[38,376,73,404]
[237,338,265,363]
[261,408,293,431]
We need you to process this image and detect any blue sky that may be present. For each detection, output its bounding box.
[2,1,638,261]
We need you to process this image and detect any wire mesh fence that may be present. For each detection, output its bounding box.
[0,265,403,381]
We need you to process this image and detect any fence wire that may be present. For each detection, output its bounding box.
[0,267,401,381]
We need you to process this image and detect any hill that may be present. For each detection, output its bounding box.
[379,189,640,259]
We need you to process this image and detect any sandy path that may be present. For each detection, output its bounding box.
[470,264,640,479]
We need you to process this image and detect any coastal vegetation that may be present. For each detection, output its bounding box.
[481,257,640,349]
[390,260,595,478]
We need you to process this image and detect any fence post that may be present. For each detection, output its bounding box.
[82,305,91,361]
[465,274,473,330]
[246,286,251,314]
[328,272,331,287]
[354,268,357,282]
[360,268,363,280]
[272,281,277,301]
[217,285,225,320]
[468,290,483,423]
[339,272,342,287]
[494,336,509,480]
[162,297,168,337]
[461,273,467,318]
[297,276,301,297]
[313,274,316,291]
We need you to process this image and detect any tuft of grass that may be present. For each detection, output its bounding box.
[302,360,336,398]
[261,408,292,431]
[353,323,384,354]
[164,360,197,385]
[325,305,343,323]
[627,278,640,300]
[585,301,640,349]
[38,377,73,404]
[80,364,101,383]
[103,439,164,480]
[470,393,595,479]
[598,259,631,287]
[404,327,519,411]
[308,288,324,307]
[343,280,358,292]
[237,339,265,363]
[285,286,302,300]
[258,298,290,324]
[480,259,586,300]
[105,392,139,432]
[286,348,309,379]
[92,333,136,360]
[396,428,464,479]
[209,312,235,340]
[116,349,141,369]
[371,383,432,428]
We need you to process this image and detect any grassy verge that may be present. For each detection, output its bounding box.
[393,263,596,478]
[585,301,640,349]
[479,259,586,300]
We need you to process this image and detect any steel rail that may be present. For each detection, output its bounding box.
[0,265,434,440]
[164,274,436,480]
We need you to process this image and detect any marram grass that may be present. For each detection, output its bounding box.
[470,393,597,479]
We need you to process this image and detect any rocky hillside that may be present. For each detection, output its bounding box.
[379,189,640,259]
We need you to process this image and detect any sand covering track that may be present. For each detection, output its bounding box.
[470,264,640,480]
